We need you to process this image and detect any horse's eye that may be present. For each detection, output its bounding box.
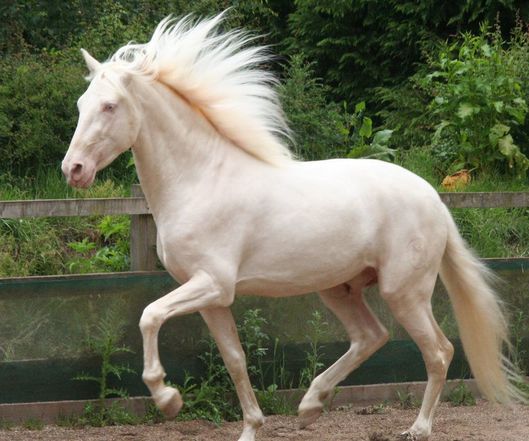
[102,102,117,113]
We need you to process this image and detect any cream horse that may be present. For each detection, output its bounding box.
[62,13,524,441]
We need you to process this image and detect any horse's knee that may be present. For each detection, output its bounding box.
[139,303,163,333]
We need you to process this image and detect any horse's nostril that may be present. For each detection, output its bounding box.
[71,162,83,179]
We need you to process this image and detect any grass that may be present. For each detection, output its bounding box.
[22,418,44,430]
[444,381,476,407]
[0,167,133,200]
[0,420,14,430]
[397,147,529,258]
[0,170,131,277]
[0,150,527,278]
[396,146,529,192]
[395,389,421,409]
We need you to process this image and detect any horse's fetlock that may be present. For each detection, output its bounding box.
[245,409,265,428]
[142,368,165,387]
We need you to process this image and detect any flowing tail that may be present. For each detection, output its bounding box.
[439,206,527,404]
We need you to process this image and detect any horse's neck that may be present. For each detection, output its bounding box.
[131,81,235,222]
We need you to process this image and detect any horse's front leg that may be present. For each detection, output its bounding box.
[139,270,233,418]
[201,307,265,441]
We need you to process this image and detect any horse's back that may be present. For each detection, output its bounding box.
[234,158,448,296]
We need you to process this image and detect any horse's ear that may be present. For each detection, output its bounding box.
[81,48,101,74]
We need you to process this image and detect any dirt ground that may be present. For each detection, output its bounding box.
[1,400,528,441]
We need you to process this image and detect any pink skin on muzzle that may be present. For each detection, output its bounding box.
[61,157,97,189]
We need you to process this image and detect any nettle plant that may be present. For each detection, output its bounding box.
[423,24,529,175]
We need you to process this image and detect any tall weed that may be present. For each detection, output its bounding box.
[74,301,136,425]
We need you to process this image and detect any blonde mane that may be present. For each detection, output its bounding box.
[109,12,294,165]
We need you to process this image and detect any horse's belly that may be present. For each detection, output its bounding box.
[235,246,373,297]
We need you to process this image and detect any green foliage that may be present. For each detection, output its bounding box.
[67,215,130,273]
[238,308,270,390]
[2,0,529,181]
[237,309,294,415]
[346,101,395,161]
[280,57,393,162]
[0,175,130,278]
[451,207,529,257]
[74,302,136,424]
[0,218,64,276]
[22,418,44,431]
[177,373,239,424]
[0,54,84,175]
[397,148,529,260]
[0,0,287,181]
[279,54,352,160]
[0,419,14,431]
[255,383,295,416]
[299,310,330,388]
[177,337,240,423]
[375,73,436,150]
[286,0,528,103]
[57,400,166,428]
[445,381,476,406]
[423,25,529,175]
[70,401,138,428]
[176,308,300,423]
[395,389,421,409]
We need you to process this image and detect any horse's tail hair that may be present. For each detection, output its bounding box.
[439,205,527,404]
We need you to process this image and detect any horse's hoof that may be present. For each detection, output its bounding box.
[298,405,322,429]
[157,386,183,419]
[399,431,426,441]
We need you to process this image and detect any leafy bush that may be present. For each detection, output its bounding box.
[286,0,527,103]
[279,54,353,160]
[0,54,84,175]
[423,25,529,175]
[346,101,395,161]
[375,73,436,150]
[67,215,130,274]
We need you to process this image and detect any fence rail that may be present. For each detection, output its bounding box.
[2,191,529,219]
[1,188,528,270]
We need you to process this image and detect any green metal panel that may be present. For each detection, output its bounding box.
[0,259,527,404]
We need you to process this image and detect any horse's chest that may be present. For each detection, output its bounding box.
[156,223,228,281]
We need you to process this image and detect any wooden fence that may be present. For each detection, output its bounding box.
[1,185,529,271]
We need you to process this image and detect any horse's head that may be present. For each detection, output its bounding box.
[62,50,140,188]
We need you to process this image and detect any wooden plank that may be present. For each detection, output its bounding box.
[440,191,529,208]
[1,191,529,220]
[130,185,158,271]
[0,197,150,218]
[0,397,152,423]
[0,379,485,422]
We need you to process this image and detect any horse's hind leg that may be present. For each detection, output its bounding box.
[299,272,389,428]
[381,280,454,440]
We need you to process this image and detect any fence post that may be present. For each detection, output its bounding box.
[130,184,158,271]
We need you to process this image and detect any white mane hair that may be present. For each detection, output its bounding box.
[109,11,294,165]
